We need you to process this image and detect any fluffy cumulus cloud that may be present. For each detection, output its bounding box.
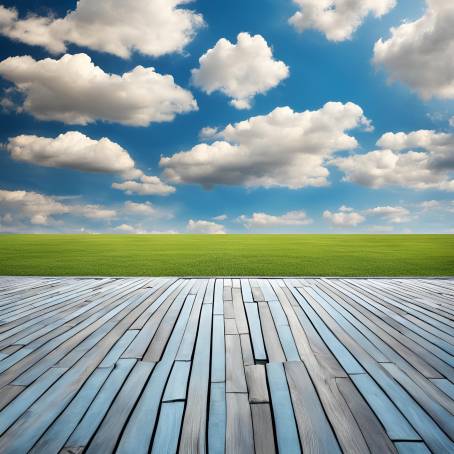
[0,53,197,126]
[0,189,116,225]
[0,1,203,58]
[187,219,226,234]
[161,102,372,189]
[191,33,289,109]
[5,131,137,176]
[374,0,454,100]
[290,0,396,41]
[323,206,365,227]
[112,175,175,196]
[364,206,411,223]
[4,131,174,196]
[239,211,312,228]
[332,130,454,191]
[123,201,156,216]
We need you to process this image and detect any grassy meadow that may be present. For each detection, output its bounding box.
[0,234,452,276]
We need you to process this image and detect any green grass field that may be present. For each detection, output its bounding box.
[0,234,453,276]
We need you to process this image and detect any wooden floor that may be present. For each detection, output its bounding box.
[0,278,453,453]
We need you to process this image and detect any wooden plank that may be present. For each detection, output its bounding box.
[98,329,138,368]
[143,292,194,362]
[295,287,365,375]
[240,279,253,303]
[382,363,454,436]
[250,404,276,454]
[232,288,249,334]
[266,363,300,454]
[163,361,191,402]
[0,367,67,434]
[431,378,454,400]
[65,359,136,449]
[240,334,254,367]
[284,361,341,453]
[211,315,225,383]
[257,302,285,363]
[176,280,207,361]
[336,377,397,454]
[0,385,24,412]
[30,367,113,453]
[244,303,267,362]
[225,335,247,393]
[208,382,226,454]
[151,402,185,454]
[223,300,235,319]
[297,284,454,453]
[224,318,237,335]
[115,290,196,454]
[214,279,224,315]
[349,373,420,441]
[85,361,154,454]
[395,442,431,454]
[245,365,269,403]
[226,393,254,454]
[179,304,213,453]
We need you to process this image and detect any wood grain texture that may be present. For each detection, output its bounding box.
[0,277,452,454]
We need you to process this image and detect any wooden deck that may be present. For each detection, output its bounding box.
[0,277,453,453]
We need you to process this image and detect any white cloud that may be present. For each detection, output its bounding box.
[374,0,454,100]
[112,175,175,196]
[213,214,227,221]
[75,205,117,220]
[114,224,178,234]
[239,210,312,228]
[5,131,137,176]
[290,0,396,41]
[187,219,226,234]
[191,32,289,109]
[0,1,203,58]
[323,206,365,227]
[161,102,371,189]
[123,201,156,216]
[0,53,197,126]
[420,200,441,211]
[332,129,454,191]
[450,117,454,128]
[199,127,219,140]
[0,189,116,225]
[364,206,411,223]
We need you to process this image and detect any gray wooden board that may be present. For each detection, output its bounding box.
[250,404,276,454]
[226,334,247,393]
[284,361,341,453]
[151,402,185,454]
[245,365,269,403]
[244,303,266,362]
[208,382,226,454]
[226,393,254,454]
[266,362,301,454]
[163,360,191,402]
[179,303,213,453]
[211,314,226,383]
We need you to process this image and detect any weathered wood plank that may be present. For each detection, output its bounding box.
[245,365,269,403]
[179,303,213,453]
[151,402,185,454]
[266,363,300,454]
[208,382,226,454]
[284,361,341,453]
[226,393,254,454]
[226,334,247,393]
[250,404,276,454]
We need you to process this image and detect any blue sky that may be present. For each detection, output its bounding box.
[0,0,453,233]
